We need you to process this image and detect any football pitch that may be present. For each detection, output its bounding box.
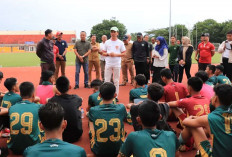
[0,51,222,67]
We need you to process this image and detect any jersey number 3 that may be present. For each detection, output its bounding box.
[10,112,33,135]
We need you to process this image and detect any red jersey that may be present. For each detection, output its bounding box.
[162,82,188,102]
[177,94,210,116]
[198,42,215,64]
[53,45,59,63]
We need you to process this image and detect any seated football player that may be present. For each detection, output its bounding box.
[118,100,180,157]
[87,79,116,112]
[49,76,83,143]
[23,102,86,157]
[0,71,5,101]
[182,84,232,157]
[8,82,43,155]
[36,70,60,105]
[215,65,231,85]
[89,82,127,157]
[205,65,217,86]
[168,77,210,151]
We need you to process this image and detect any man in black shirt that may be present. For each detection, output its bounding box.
[49,76,83,143]
[132,33,149,83]
[144,35,153,83]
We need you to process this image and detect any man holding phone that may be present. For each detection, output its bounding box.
[218,30,232,81]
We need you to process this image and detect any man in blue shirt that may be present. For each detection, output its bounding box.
[55,31,68,80]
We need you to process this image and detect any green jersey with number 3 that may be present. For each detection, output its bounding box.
[7,100,43,155]
[89,103,127,156]
[1,91,22,108]
[217,74,231,85]
[208,105,232,156]
[119,129,179,157]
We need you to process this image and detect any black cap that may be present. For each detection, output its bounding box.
[0,71,3,79]
[137,32,142,37]
[45,29,52,36]
[123,35,128,41]
[202,33,210,37]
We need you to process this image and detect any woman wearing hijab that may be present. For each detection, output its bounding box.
[178,36,193,83]
[152,36,168,84]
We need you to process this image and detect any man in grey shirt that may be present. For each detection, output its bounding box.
[36,29,55,84]
[73,31,92,89]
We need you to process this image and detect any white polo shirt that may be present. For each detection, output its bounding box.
[103,39,126,68]
[100,42,106,61]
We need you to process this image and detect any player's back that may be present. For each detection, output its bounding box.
[89,103,127,156]
[208,105,232,156]
[1,91,22,108]
[129,87,147,102]
[200,84,214,102]
[217,74,231,85]
[207,75,218,85]
[23,139,86,157]
[8,100,42,155]
[120,129,179,157]
[163,82,188,102]
[88,91,116,107]
[36,84,54,105]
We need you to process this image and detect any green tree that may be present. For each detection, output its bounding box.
[90,18,127,43]
[130,33,137,41]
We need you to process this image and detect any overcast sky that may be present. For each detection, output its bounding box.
[0,0,231,37]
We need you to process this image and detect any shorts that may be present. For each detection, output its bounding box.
[197,140,212,157]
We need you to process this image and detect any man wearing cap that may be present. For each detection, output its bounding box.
[101,27,126,100]
[120,35,134,86]
[55,31,68,80]
[195,33,215,71]
[99,35,107,81]
[73,31,92,89]
[132,33,149,83]
[36,29,55,84]
[88,35,100,83]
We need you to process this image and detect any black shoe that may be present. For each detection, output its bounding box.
[74,85,79,89]
[84,84,90,88]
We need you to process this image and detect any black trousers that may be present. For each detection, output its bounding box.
[198,63,210,71]
[40,63,55,84]
[169,64,179,82]
[152,67,165,84]
[178,64,191,83]
[221,57,232,81]
[134,61,147,81]
[145,61,150,83]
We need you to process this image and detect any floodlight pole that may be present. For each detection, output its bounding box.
[169,0,172,45]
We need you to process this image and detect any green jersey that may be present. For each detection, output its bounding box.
[1,91,22,108]
[129,87,147,102]
[168,44,180,65]
[119,129,179,157]
[217,74,231,85]
[206,75,218,86]
[88,91,116,107]
[89,103,127,156]
[8,100,43,155]
[208,105,232,157]
[23,138,86,157]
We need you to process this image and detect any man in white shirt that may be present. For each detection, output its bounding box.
[101,27,126,101]
[99,35,107,81]
[218,30,232,81]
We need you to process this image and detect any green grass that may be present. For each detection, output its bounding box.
[0,51,221,67]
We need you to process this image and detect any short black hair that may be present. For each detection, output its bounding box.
[91,79,103,90]
[41,71,54,82]
[216,65,224,72]
[19,82,35,98]
[187,77,203,92]
[195,71,209,83]
[45,29,52,36]
[134,74,146,86]
[4,77,17,91]
[80,31,86,34]
[160,68,172,79]
[99,82,116,101]
[227,30,232,35]
[0,71,3,79]
[207,65,216,74]
[214,84,232,106]
[138,100,161,127]
[56,76,69,94]
[148,83,164,101]
[171,36,176,38]
[39,102,65,131]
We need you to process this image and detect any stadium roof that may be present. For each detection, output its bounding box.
[0,31,76,44]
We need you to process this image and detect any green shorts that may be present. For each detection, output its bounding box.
[198,140,212,157]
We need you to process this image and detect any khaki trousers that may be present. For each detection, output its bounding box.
[88,60,100,83]
[55,61,66,80]
[121,60,135,84]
